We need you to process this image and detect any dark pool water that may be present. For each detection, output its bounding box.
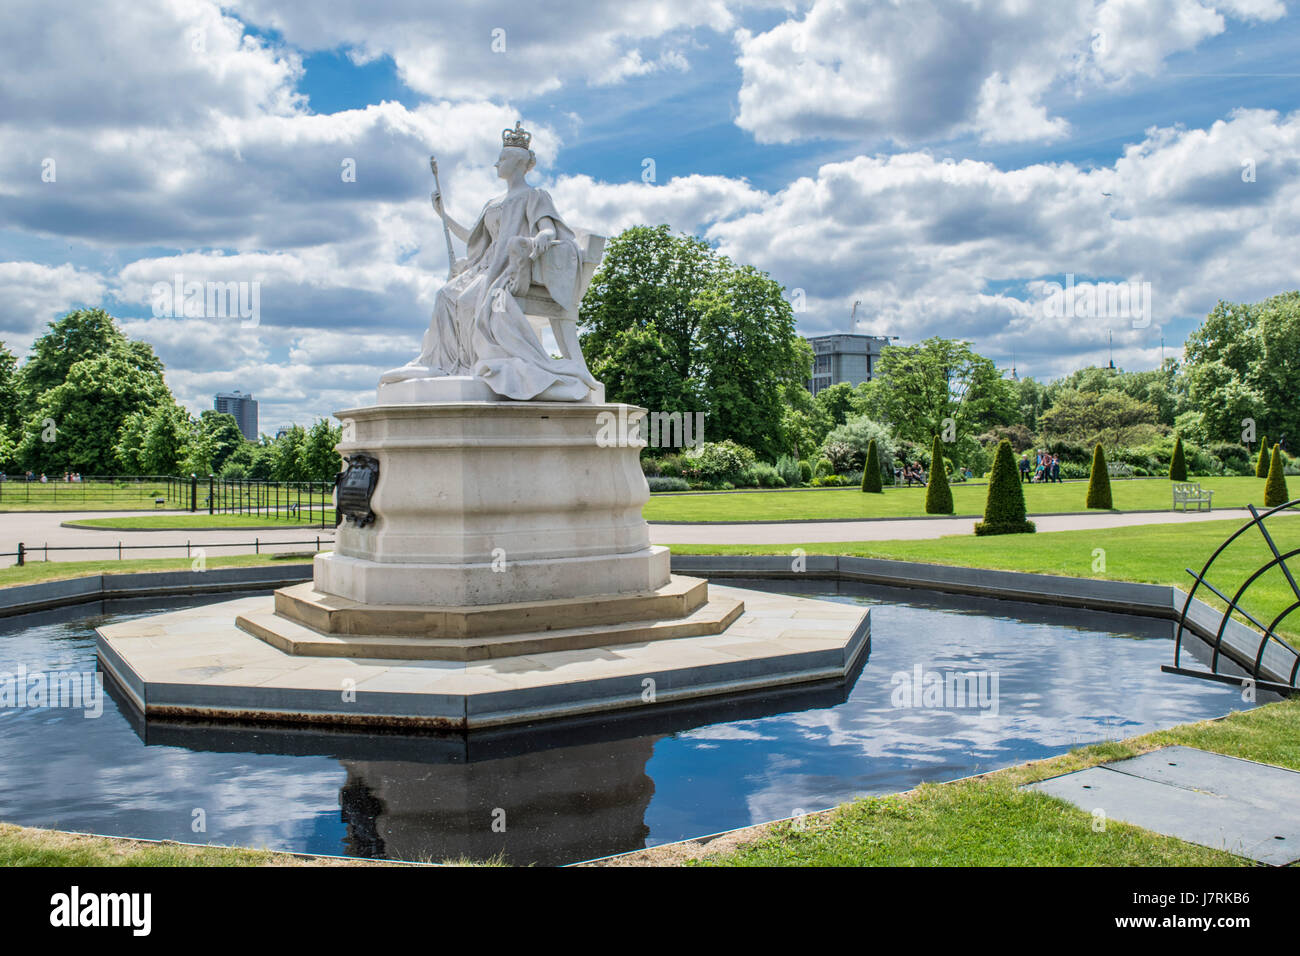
[0,581,1263,865]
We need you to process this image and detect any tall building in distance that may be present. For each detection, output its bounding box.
[214,390,259,441]
[805,333,894,395]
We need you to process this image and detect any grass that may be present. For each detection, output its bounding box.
[0,551,317,587]
[701,698,1300,866]
[645,475,1287,522]
[669,515,1300,646]
[64,512,335,530]
[0,824,340,866]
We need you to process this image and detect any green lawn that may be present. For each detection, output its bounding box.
[669,514,1300,646]
[0,551,317,587]
[64,513,335,530]
[645,474,1289,522]
[703,698,1300,866]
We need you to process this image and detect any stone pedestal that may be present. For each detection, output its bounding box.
[320,399,663,606]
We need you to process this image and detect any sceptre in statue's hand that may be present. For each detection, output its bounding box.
[430,156,457,280]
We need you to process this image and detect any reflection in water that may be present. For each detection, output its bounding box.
[0,583,1267,865]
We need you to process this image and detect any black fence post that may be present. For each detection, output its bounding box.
[16,542,23,567]
[209,474,214,515]
[189,474,197,512]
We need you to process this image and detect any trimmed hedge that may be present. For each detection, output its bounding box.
[1169,433,1187,481]
[1265,444,1291,507]
[924,435,953,514]
[862,438,883,493]
[1257,437,1271,478]
[1086,443,1113,510]
[974,439,1036,535]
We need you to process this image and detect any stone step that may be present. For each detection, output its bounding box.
[273,575,710,639]
[237,595,744,661]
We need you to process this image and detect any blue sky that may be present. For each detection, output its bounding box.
[1,0,1298,428]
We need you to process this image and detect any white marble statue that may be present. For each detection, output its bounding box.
[380,122,601,402]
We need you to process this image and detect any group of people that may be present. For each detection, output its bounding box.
[1019,451,1061,483]
[896,461,927,486]
[0,472,84,483]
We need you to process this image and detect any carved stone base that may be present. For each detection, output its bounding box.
[326,399,657,605]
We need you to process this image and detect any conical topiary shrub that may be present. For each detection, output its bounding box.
[1257,437,1270,478]
[1169,433,1187,481]
[974,439,1036,535]
[1086,443,1113,509]
[925,435,954,514]
[1264,444,1290,507]
[862,438,883,493]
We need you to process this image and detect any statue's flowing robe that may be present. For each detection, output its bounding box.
[416,187,591,401]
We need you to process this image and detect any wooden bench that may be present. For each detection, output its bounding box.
[1172,482,1213,511]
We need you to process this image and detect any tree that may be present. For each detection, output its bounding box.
[1169,433,1188,481]
[200,411,247,473]
[0,341,20,435]
[269,426,308,482]
[865,337,1018,465]
[300,419,343,481]
[1183,292,1300,443]
[814,382,858,428]
[692,266,807,460]
[1086,443,1112,509]
[924,435,953,514]
[579,226,809,460]
[1264,445,1290,507]
[1256,437,1271,478]
[1038,389,1162,450]
[974,440,1036,535]
[17,309,163,419]
[862,438,883,493]
[780,380,832,462]
[17,353,171,474]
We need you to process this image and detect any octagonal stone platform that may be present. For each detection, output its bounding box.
[96,584,870,730]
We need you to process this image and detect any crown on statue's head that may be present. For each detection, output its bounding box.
[502,121,532,150]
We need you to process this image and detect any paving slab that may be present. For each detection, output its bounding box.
[1028,746,1300,865]
[96,584,869,730]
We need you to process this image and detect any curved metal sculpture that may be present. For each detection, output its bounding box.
[1164,499,1300,694]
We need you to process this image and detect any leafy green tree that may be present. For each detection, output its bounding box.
[780,380,832,462]
[17,309,163,419]
[200,411,248,473]
[1086,444,1112,509]
[924,435,953,514]
[17,353,171,474]
[862,438,882,493]
[814,382,858,429]
[579,226,808,461]
[1169,433,1188,481]
[1264,445,1290,507]
[0,342,20,435]
[864,337,1018,464]
[1184,292,1300,443]
[974,440,1036,536]
[300,419,343,481]
[692,266,806,459]
[1038,389,1161,450]
[270,426,308,482]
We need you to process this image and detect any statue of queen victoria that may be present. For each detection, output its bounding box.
[380,122,603,402]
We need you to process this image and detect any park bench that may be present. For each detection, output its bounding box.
[1107,462,1133,478]
[1172,482,1213,512]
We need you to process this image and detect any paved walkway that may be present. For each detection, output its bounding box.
[648,508,1254,545]
[0,510,332,566]
[0,506,1255,565]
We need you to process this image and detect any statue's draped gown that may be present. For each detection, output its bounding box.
[404,186,594,401]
